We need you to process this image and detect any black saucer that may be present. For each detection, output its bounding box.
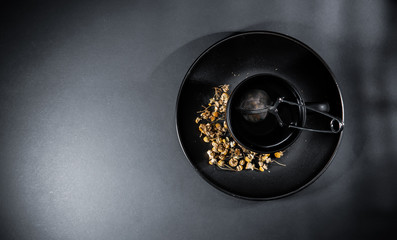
[176,31,344,200]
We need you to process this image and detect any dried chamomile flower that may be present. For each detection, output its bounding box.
[246,162,255,170]
[221,84,229,92]
[274,151,284,158]
[217,160,225,167]
[259,163,268,172]
[220,92,229,102]
[200,109,211,119]
[214,87,222,98]
[262,164,268,170]
[259,154,270,161]
[234,148,241,155]
[244,156,250,163]
[209,159,217,165]
[217,145,225,153]
[207,150,215,158]
[219,105,226,113]
[244,155,254,163]
[229,159,238,167]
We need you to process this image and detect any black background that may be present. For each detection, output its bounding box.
[1,1,396,239]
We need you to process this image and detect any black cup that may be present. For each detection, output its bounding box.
[226,74,305,153]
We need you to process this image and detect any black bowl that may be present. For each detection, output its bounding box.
[176,31,344,200]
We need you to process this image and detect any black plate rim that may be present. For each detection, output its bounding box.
[175,30,345,200]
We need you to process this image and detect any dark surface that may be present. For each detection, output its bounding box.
[176,32,343,199]
[1,0,397,239]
